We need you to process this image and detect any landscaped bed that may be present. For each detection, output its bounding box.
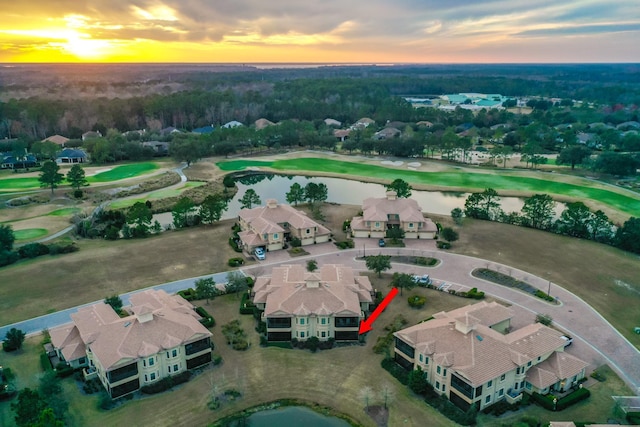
[472,268,557,303]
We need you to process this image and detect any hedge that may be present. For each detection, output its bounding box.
[195,306,215,327]
[140,371,191,394]
[627,412,640,424]
[239,293,256,315]
[380,358,409,385]
[177,288,196,301]
[228,257,244,267]
[531,388,590,411]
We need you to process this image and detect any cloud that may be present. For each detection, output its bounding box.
[0,0,638,61]
[514,23,640,37]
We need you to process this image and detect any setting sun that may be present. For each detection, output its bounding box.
[54,34,114,60]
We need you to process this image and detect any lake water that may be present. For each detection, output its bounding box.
[240,405,351,427]
[222,174,529,220]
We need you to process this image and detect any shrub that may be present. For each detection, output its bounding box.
[55,364,75,378]
[47,241,79,255]
[535,313,553,326]
[228,257,244,267]
[177,288,196,301]
[228,238,242,253]
[141,371,191,394]
[335,240,355,249]
[212,354,222,366]
[0,250,19,267]
[407,295,426,308]
[306,336,320,353]
[531,388,590,411]
[466,288,485,299]
[534,290,555,302]
[239,292,256,315]
[73,189,84,198]
[40,352,53,371]
[98,391,115,410]
[18,242,50,259]
[196,306,216,327]
[223,175,235,188]
[289,237,302,247]
[436,241,451,249]
[245,277,254,288]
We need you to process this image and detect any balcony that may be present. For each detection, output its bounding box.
[506,389,523,405]
[83,367,98,381]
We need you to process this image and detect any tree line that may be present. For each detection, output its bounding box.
[462,189,640,254]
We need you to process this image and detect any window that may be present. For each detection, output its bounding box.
[437,366,441,375]
[300,318,305,325]
[321,318,326,325]
[148,357,155,366]
[174,364,179,372]
[168,366,171,374]
[526,382,532,390]
[172,349,178,358]
[520,381,525,389]
[487,380,493,388]
[321,332,326,338]
[375,222,380,228]
[500,374,505,382]
[435,381,440,390]
[485,395,491,404]
[424,357,429,365]
[143,360,146,367]
[527,361,532,367]
[150,372,156,381]
[419,354,423,363]
[516,367,520,375]
[300,331,305,338]
[498,388,504,397]
[537,356,541,362]
[79,357,86,365]
[145,374,148,382]
[443,368,447,377]
[409,223,414,228]
[273,233,278,239]
[306,228,311,234]
[442,385,446,392]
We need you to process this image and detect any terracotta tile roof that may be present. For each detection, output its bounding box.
[434,301,513,328]
[396,302,585,386]
[526,352,589,389]
[50,324,86,362]
[239,201,329,238]
[54,290,211,371]
[361,193,428,225]
[253,264,373,318]
[43,135,70,145]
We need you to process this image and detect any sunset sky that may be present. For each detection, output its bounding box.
[1,0,639,63]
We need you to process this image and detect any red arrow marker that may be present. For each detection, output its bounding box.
[359,287,399,335]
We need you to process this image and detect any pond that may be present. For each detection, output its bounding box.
[222,174,532,220]
[236,405,352,427]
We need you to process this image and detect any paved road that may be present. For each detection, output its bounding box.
[2,239,638,396]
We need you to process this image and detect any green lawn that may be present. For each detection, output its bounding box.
[217,158,640,217]
[0,163,160,193]
[0,177,40,192]
[87,162,159,183]
[48,208,81,216]
[14,228,48,241]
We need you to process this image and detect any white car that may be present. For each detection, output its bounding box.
[254,247,266,260]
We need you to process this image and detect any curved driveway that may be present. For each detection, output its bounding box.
[1,239,638,395]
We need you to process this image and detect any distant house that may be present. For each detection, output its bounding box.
[141,141,170,156]
[416,121,434,128]
[43,135,70,147]
[0,153,39,169]
[192,125,215,134]
[238,199,331,252]
[159,126,181,137]
[49,289,213,399]
[56,148,87,164]
[393,301,588,411]
[82,131,102,141]
[350,191,437,239]
[222,120,243,129]
[373,127,401,140]
[254,118,276,130]
[334,129,351,142]
[352,117,375,129]
[324,118,342,127]
[252,264,374,342]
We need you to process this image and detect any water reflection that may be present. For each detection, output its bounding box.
[222,174,532,220]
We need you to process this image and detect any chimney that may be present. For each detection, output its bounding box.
[386,191,397,201]
[266,199,278,209]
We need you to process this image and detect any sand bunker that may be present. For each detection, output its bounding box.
[407,162,421,168]
[380,160,404,166]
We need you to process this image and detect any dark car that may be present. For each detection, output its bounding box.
[378,238,385,247]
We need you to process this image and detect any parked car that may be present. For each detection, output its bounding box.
[378,238,386,247]
[254,247,266,260]
[418,274,431,285]
[560,335,573,347]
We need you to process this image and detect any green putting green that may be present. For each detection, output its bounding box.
[14,228,48,241]
[217,158,640,217]
[87,162,159,182]
[48,207,82,216]
[0,177,41,192]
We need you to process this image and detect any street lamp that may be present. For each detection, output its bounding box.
[548,280,552,299]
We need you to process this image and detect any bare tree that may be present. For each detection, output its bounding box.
[358,386,374,411]
[378,383,396,409]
